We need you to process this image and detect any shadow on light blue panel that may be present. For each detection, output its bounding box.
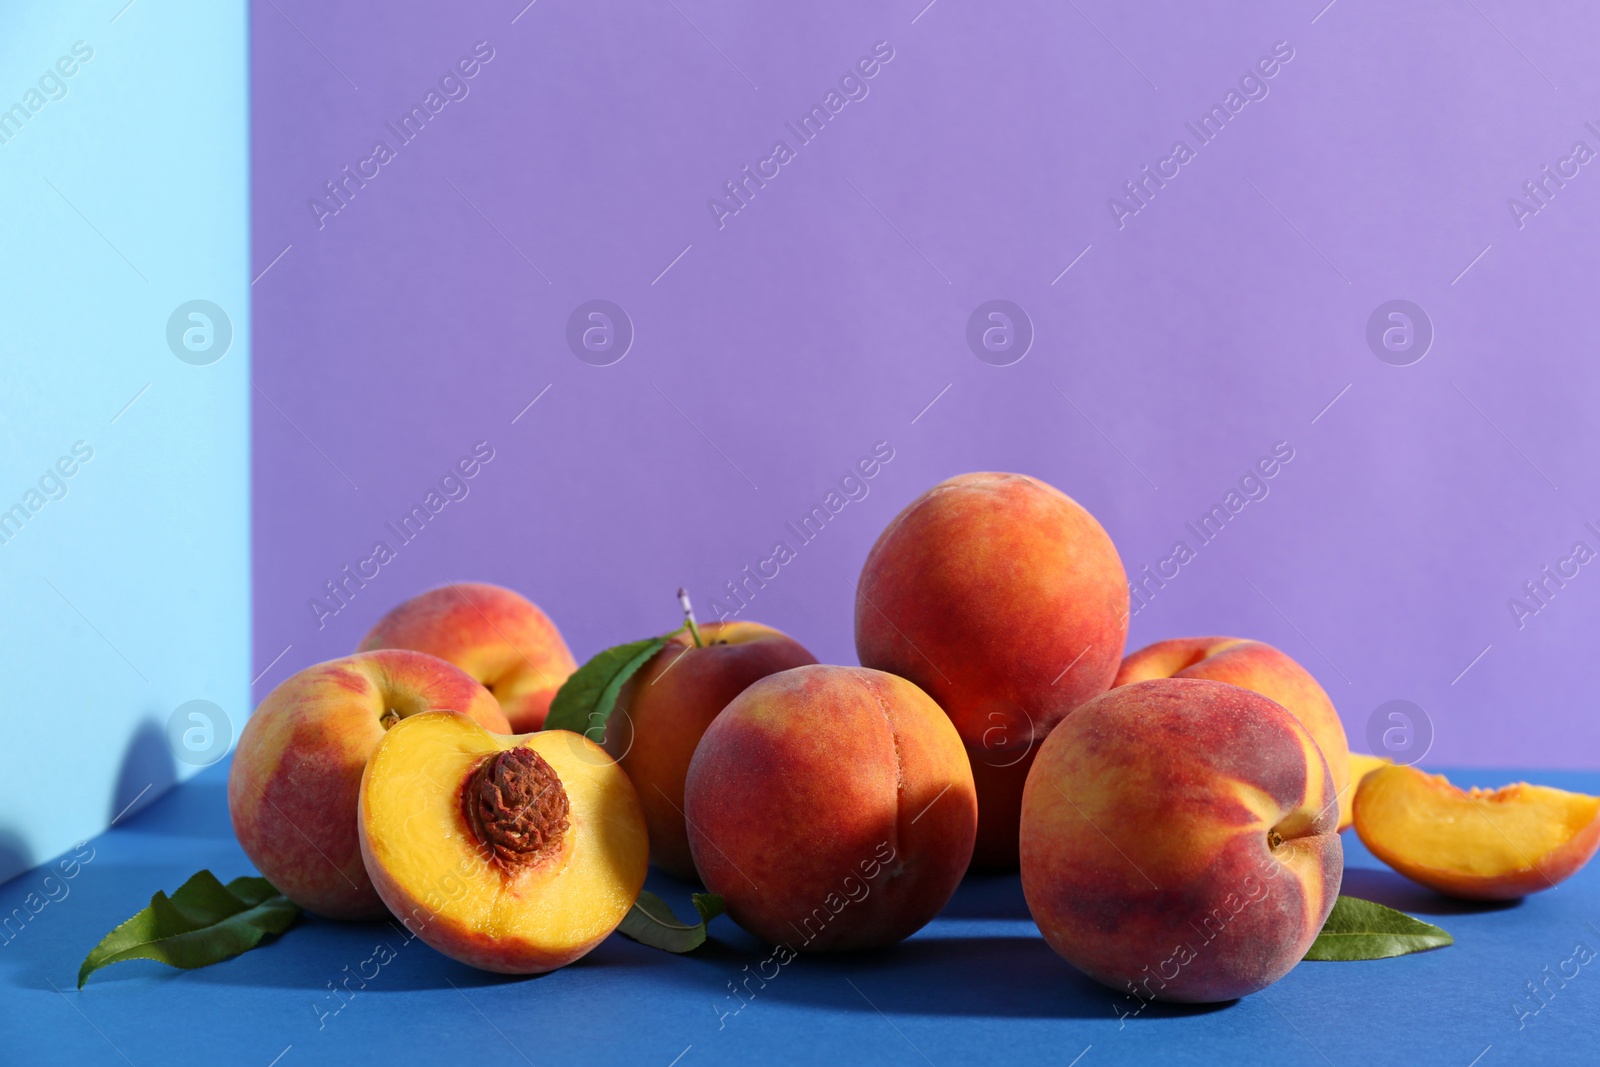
[0,1,249,884]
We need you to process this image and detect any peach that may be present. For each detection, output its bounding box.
[1354,764,1600,900]
[685,665,976,950]
[1020,678,1341,1003]
[855,472,1129,867]
[1115,637,1351,831]
[359,713,648,972]
[604,621,817,878]
[228,650,509,919]
[358,582,577,731]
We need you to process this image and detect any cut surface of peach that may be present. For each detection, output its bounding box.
[358,711,648,973]
[1354,764,1600,900]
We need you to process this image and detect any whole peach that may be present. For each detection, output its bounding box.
[229,650,509,919]
[358,582,576,731]
[855,472,1128,866]
[1115,637,1350,829]
[1020,678,1341,1003]
[604,621,817,878]
[685,665,976,950]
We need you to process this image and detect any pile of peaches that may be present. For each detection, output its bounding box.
[230,472,1600,1002]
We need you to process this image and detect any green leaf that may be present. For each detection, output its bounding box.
[542,627,683,740]
[1302,895,1453,961]
[618,890,725,953]
[78,871,300,987]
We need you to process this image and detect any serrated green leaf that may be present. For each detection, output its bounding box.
[617,890,725,953]
[543,628,683,741]
[78,871,300,987]
[1302,895,1453,961]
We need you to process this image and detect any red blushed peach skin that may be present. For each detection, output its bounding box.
[605,621,817,879]
[359,713,648,974]
[1115,636,1352,831]
[228,650,509,920]
[358,582,577,732]
[855,472,1129,867]
[1020,678,1342,1003]
[1354,765,1600,901]
[685,665,977,951]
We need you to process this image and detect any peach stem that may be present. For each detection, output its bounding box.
[677,587,704,648]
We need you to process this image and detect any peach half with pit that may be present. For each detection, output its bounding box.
[358,713,648,973]
[228,650,510,920]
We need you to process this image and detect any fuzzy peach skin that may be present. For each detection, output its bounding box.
[228,650,509,919]
[604,621,817,879]
[1115,637,1352,831]
[358,582,577,732]
[685,665,977,951]
[359,714,648,974]
[1020,678,1342,1003]
[1354,764,1600,901]
[855,472,1129,867]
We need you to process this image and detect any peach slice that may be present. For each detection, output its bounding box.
[1354,765,1600,900]
[358,712,648,973]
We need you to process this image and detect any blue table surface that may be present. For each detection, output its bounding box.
[3,761,1598,1066]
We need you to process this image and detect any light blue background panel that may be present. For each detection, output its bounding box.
[0,1,249,883]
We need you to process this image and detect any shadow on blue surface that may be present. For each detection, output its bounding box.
[712,934,1234,1021]
[925,870,1036,920]
[1340,867,1523,917]
[0,827,33,889]
[110,718,178,828]
[114,777,237,841]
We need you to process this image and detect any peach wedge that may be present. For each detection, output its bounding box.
[1354,764,1600,900]
[358,712,648,973]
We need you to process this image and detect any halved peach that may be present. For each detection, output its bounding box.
[358,712,648,973]
[1338,753,1393,832]
[1354,764,1600,900]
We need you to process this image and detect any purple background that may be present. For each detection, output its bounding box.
[252,0,1600,769]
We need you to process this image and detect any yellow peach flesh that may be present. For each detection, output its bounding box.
[359,713,647,971]
[1355,765,1600,899]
